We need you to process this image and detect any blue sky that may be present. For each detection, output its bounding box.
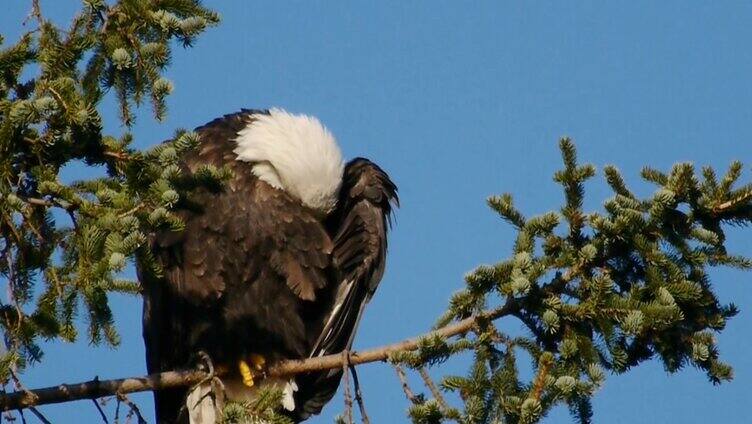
[3,1,752,423]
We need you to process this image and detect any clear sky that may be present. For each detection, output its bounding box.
[3,1,752,423]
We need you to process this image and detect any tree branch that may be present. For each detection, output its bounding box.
[91,398,109,424]
[418,368,450,413]
[713,190,752,213]
[0,300,518,411]
[393,365,420,405]
[349,365,370,424]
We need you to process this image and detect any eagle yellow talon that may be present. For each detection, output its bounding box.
[238,359,255,387]
[238,354,266,387]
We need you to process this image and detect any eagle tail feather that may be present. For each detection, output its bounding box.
[187,382,217,424]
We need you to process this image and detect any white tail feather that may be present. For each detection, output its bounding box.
[187,377,298,424]
[187,382,216,424]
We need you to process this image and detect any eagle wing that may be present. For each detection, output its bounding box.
[293,158,398,420]
[139,111,333,423]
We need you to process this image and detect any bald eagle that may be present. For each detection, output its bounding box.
[138,109,397,423]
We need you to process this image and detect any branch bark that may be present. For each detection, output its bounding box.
[0,300,517,411]
[712,190,752,214]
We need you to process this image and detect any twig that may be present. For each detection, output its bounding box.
[27,407,51,424]
[418,368,450,413]
[348,365,370,424]
[342,351,353,424]
[116,394,146,424]
[19,213,43,244]
[117,204,144,219]
[91,398,109,423]
[1,214,23,247]
[393,365,420,405]
[23,0,42,27]
[4,254,24,349]
[45,87,69,115]
[530,354,553,401]
[0,301,518,411]
[114,397,121,424]
[17,194,80,229]
[7,372,48,424]
[20,198,51,208]
[18,195,79,217]
[104,151,130,161]
[713,190,752,213]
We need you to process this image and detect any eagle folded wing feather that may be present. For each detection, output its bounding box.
[293,159,397,420]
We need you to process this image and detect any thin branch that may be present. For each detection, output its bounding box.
[116,394,146,424]
[26,407,51,424]
[114,398,121,424]
[393,365,420,405]
[713,190,752,213]
[117,204,144,219]
[91,398,108,424]
[18,195,78,215]
[348,365,370,424]
[45,86,69,115]
[1,214,23,247]
[531,355,554,401]
[104,151,130,161]
[418,368,450,413]
[4,256,24,346]
[23,0,42,27]
[0,301,518,411]
[20,198,51,208]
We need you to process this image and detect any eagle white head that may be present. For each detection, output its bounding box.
[233,108,345,213]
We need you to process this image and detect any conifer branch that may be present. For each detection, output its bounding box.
[0,301,518,411]
[713,190,752,213]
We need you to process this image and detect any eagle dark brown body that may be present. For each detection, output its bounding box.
[138,110,397,423]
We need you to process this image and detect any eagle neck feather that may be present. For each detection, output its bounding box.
[233,108,345,214]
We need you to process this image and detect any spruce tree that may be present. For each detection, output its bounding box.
[0,0,219,392]
[2,2,752,423]
[396,140,751,423]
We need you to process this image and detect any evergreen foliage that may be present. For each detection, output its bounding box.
[3,3,752,423]
[222,387,294,424]
[397,138,752,423]
[0,0,218,382]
